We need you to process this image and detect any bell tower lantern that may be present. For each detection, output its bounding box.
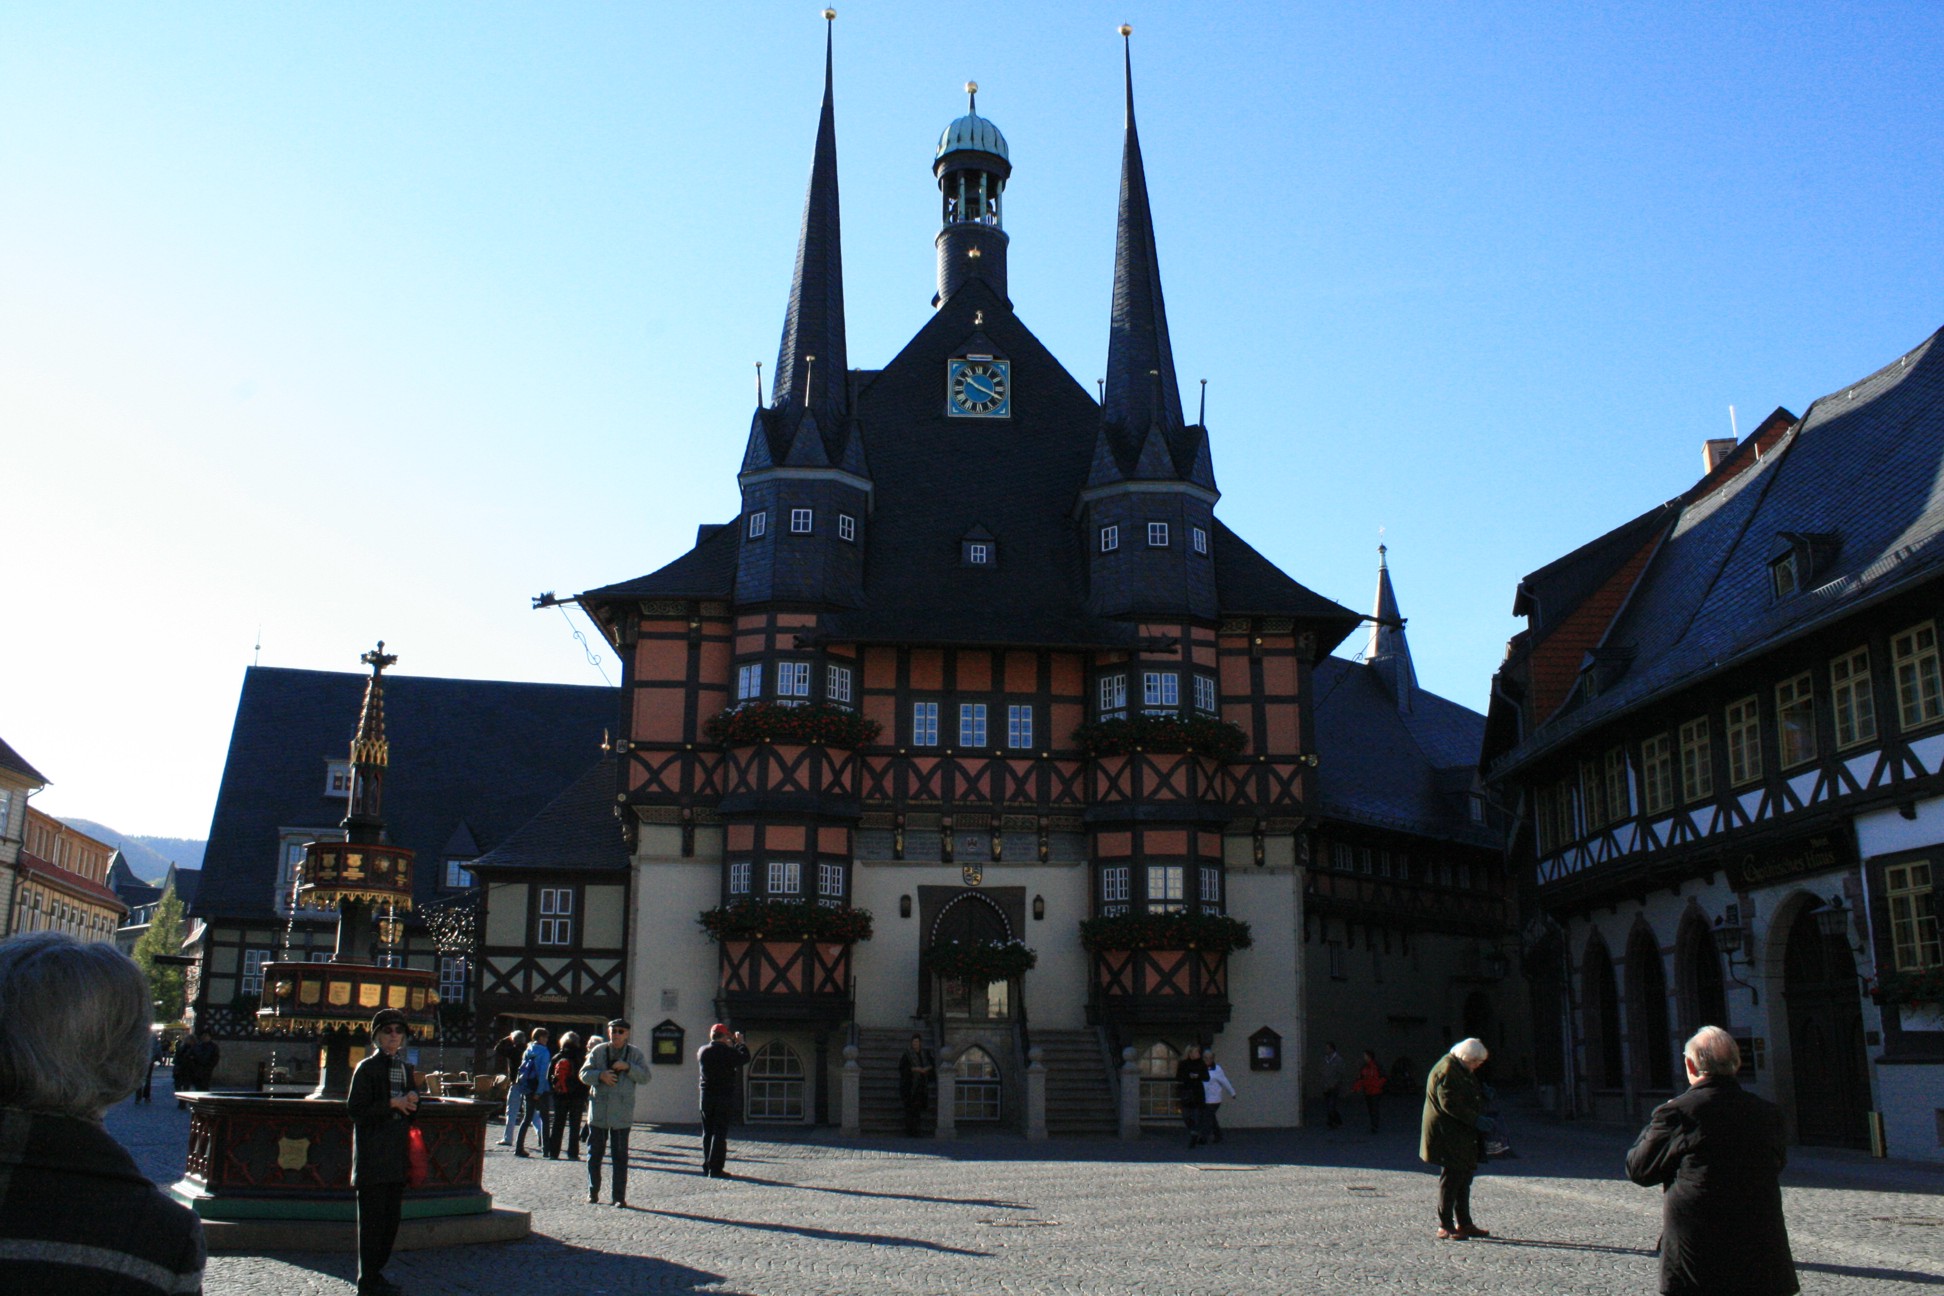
[934,83,1011,306]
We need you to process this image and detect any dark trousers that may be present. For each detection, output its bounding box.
[901,1090,927,1136]
[701,1094,736,1172]
[356,1181,404,1291]
[1364,1093,1381,1133]
[547,1093,586,1158]
[1437,1166,1476,1230]
[515,1091,551,1151]
[587,1125,630,1202]
[1325,1086,1342,1127]
[1181,1102,1205,1145]
[1201,1103,1223,1144]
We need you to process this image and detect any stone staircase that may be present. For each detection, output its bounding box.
[1031,1028,1120,1137]
[856,1027,935,1137]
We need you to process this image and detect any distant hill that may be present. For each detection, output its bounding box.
[65,821,205,883]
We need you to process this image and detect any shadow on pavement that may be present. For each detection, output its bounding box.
[643,1208,992,1256]
[1798,1260,1944,1286]
[1478,1236,1657,1258]
[715,1173,1031,1210]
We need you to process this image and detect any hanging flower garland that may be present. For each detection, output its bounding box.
[704,702,881,749]
[1071,714,1247,759]
[1078,911,1254,953]
[698,898,875,944]
[923,938,1038,984]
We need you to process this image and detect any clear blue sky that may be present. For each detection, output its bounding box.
[5,3,1941,842]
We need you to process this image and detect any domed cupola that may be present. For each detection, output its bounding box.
[933,82,1012,307]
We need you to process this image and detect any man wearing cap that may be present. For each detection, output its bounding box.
[347,1008,422,1296]
[696,1023,750,1178]
[580,1019,650,1207]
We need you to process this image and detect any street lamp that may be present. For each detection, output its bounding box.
[1809,894,1866,956]
[1712,915,1760,1004]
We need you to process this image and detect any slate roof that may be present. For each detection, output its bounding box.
[469,756,629,874]
[1312,656,1493,844]
[194,667,616,921]
[1494,325,1944,775]
[576,51,1359,657]
[0,735,48,787]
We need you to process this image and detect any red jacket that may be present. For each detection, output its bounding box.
[1350,1059,1386,1096]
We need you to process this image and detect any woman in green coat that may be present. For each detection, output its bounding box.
[1420,1037,1489,1240]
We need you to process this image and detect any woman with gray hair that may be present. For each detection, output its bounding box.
[1419,1036,1491,1240]
[1627,1026,1797,1294]
[0,932,205,1294]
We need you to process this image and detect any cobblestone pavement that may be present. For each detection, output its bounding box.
[110,1073,1942,1295]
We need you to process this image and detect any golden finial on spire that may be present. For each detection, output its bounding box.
[823,7,836,20]
[965,80,978,113]
[1119,23,1132,37]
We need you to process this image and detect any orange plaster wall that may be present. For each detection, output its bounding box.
[864,695,896,737]
[956,651,992,692]
[1004,651,1037,692]
[1051,702,1082,746]
[1050,656,1083,695]
[632,688,687,742]
[634,636,688,684]
[1264,703,1299,752]
[699,640,731,689]
[1260,655,1297,696]
[1143,828,1189,855]
[864,647,897,689]
[1096,830,1132,857]
[1218,653,1252,696]
[910,650,944,690]
[727,824,755,851]
[818,827,849,855]
[766,825,807,852]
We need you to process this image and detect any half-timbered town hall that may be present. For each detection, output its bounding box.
[549,23,1518,1132]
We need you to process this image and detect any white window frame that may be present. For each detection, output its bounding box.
[1098,672,1128,719]
[826,663,853,707]
[1100,524,1119,553]
[1006,704,1033,750]
[325,760,352,798]
[737,663,764,702]
[728,860,752,896]
[538,887,575,946]
[1832,646,1878,750]
[1642,733,1674,815]
[912,701,939,747]
[1100,865,1130,915]
[789,507,813,534]
[747,511,768,539]
[438,956,468,1002]
[1142,670,1179,711]
[1146,864,1185,913]
[1199,865,1221,909]
[1679,717,1714,802]
[1146,521,1170,548]
[777,660,812,700]
[767,860,802,896]
[1776,672,1817,769]
[959,702,988,748]
[241,948,272,996]
[1192,526,1209,556]
[1725,695,1763,786]
[1894,621,1943,729]
[817,862,845,906]
[1193,674,1216,714]
[967,541,991,565]
[444,858,475,889]
[838,513,856,542]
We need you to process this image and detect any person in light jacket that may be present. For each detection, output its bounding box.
[1420,1037,1490,1240]
[580,1020,649,1207]
[1626,1026,1797,1296]
[1200,1047,1238,1145]
[346,1007,423,1296]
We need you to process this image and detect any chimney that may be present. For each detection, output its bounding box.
[1702,438,1737,475]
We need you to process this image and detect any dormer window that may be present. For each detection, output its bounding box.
[1770,550,1800,600]
[1768,531,1838,601]
[965,541,992,565]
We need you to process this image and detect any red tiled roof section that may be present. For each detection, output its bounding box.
[17,852,129,914]
[1528,532,1663,723]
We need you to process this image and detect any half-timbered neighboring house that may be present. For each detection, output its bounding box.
[469,756,631,1043]
[554,25,1394,1133]
[187,665,613,1087]
[1305,549,1523,1102]
[1484,328,1944,1160]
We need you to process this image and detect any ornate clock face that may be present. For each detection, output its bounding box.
[947,358,1011,418]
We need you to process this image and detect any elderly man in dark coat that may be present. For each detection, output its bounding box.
[1420,1037,1490,1239]
[1626,1026,1798,1296]
[347,1008,423,1296]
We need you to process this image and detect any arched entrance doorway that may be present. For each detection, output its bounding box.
[1675,910,1728,1038]
[1582,933,1624,1091]
[929,893,1014,1021]
[1525,930,1568,1089]
[1626,924,1675,1093]
[1783,903,1870,1148]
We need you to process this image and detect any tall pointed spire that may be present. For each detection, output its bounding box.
[1101,28,1183,435]
[1366,545,1417,711]
[771,11,847,417]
